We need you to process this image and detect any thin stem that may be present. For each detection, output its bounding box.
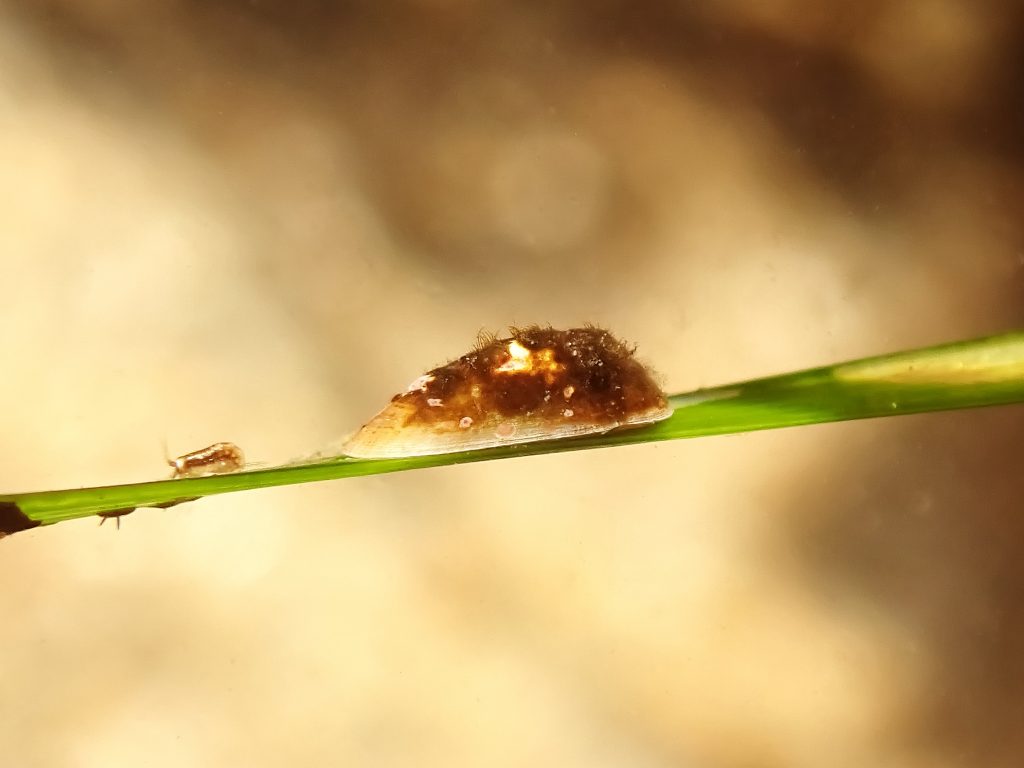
[2,330,1023,533]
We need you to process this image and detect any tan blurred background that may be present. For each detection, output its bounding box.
[2,1,1023,766]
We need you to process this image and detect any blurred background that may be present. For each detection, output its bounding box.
[1,1,1023,765]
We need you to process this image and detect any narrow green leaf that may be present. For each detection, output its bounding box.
[3,330,1022,533]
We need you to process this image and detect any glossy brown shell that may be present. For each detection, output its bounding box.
[343,326,670,458]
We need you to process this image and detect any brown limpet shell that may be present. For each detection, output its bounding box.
[343,326,670,459]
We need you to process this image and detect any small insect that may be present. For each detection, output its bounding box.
[98,442,242,530]
[342,325,671,458]
[98,507,135,529]
[168,441,246,478]
[97,497,199,530]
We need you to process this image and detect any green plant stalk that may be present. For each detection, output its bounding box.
[2,330,1023,534]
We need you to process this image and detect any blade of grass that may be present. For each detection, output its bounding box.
[3,330,1023,533]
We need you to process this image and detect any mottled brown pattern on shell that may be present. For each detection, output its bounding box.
[393,326,667,429]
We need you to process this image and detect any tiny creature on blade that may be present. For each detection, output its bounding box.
[343,326,670,459]
[169,442,246,478]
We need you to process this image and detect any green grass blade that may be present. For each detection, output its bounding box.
[3,330,1023,533]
